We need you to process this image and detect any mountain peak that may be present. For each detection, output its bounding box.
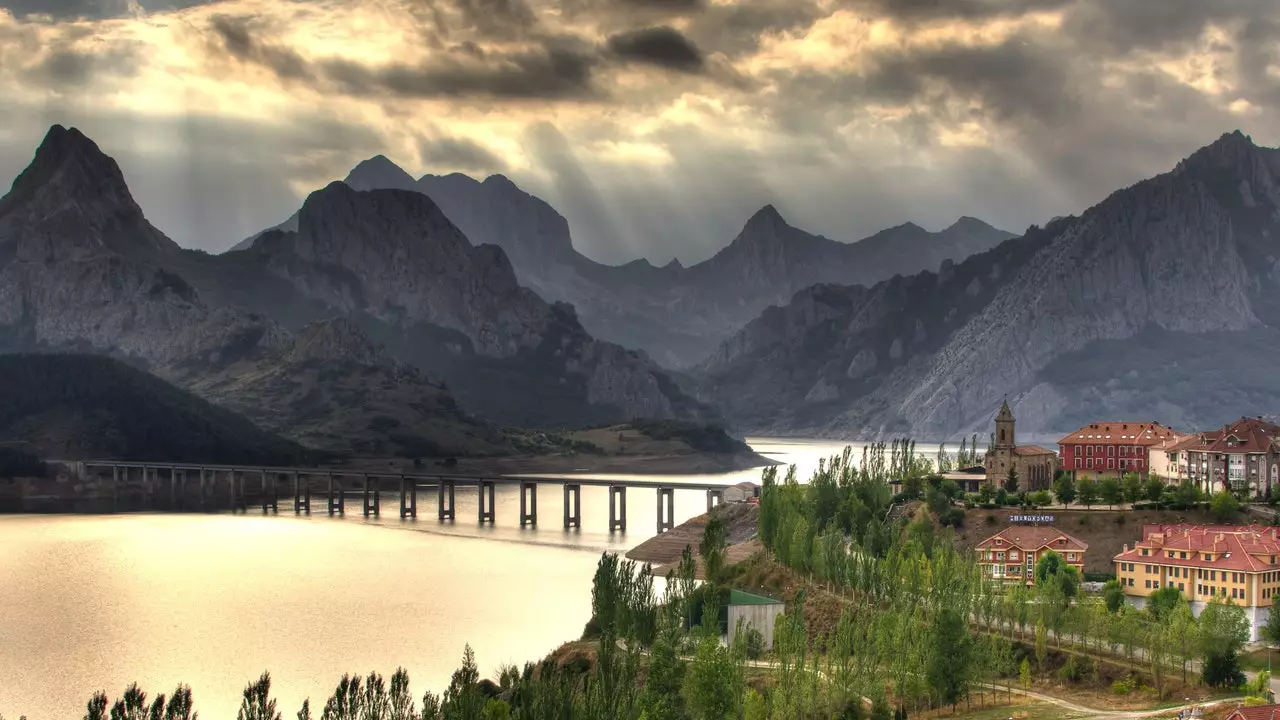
[2,124,135,212]
[344,155,418,192]
[747,204,786,226]
[945,216,996,233]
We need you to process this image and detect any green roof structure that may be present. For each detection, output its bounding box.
[728,589,784,606]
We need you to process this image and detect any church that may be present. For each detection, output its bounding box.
[983,401,1059,491]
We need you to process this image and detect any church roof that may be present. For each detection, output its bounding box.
[1013,445,1057,457]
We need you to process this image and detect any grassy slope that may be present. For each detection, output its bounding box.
[0,353,319,464]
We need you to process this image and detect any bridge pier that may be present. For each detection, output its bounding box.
[361,475,381,517]
[260,470,278,514]
[519,481,538,527]
[327,473,343,516]
[656,487,675,534]
[399,475,417,519]
[706,488,724,513]
[293,472,310,515]
[437,480,455,521]
[235,471,247,513]
[111,465,119,512]
[169,466,178,511]
[478,481,495,524]
[563,484,581,529]
[609,485,627,533]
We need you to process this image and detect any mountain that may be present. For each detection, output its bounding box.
[234,159,1014,367]
[696,131,1280,440]
[0,125,508,458]
[226,181,705,427]
[0,353,317,463]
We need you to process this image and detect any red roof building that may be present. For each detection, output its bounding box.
[1224,703,1280,719]
[1057,421,1183,479]
[1174,417,1280,496]
[1114,523,1280,641]
[976,525,1087,586]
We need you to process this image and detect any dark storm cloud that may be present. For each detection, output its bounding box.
[840,0,1072,22]
[207,14,601,100]
[605,26,703,73]
[1063,0,1278,52]
[21,38,140,87]
[0,0,212,20]
[615,0,703,11]
[418,135,508,172]
[685,1,822,57]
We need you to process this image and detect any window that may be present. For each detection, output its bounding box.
[1109,446,1115,457]
[1179,583,1185,592]
[1181,552,1187,559]
[1168,551,1175,558]
[1067,553,1076,561]
[1075,458,1081,469]
[1145,580,1151,589]
[1142,549,1149,556]
[1108,458,1115,469]
[1010,551,1019,561]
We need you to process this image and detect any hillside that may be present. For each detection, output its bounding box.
[696,131,1280,439]
[0,354,316,464]
[235,158,1012,368]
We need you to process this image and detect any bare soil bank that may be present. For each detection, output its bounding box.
[626,502,761,576]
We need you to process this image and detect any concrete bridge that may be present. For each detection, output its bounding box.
[73,460,739,534]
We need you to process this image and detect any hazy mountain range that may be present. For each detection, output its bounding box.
[3,123,1274,450]
[696,131,1280,440]
[233,157,1014,367]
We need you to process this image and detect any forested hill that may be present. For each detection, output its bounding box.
[0,354,320,464]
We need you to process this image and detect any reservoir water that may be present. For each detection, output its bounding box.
[0,438,937,719]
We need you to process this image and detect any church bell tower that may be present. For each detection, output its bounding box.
[995,399,1016,450]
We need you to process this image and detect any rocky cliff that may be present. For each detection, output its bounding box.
[0,126,509,457]
[220,181,702,427]
[697,131,1280,440]
[240,158,1013,367]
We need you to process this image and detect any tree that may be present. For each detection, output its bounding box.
[699,515,728,584]
[1262,602,1280,652]
[238,672,281,720]
[1143,475,1165,503]
[1121,473,1144,504]
[1146,586,1182,622]
[1199,598,1250,688]
[1099,477,1123,509]
[1103,579,1125,613]
[1211,491,1241,523]
[926,608,971,710]
[1053,474,1077,507]
[1034,550,1080,600]
[1004,467,1019,494]
[1169,601,1200,682]
[1018,658,1031,691]
[1077,477,1099,509]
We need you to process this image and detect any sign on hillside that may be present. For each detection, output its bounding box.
[1009,515,1055,524]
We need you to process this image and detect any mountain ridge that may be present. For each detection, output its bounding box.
[695,130,1280,440]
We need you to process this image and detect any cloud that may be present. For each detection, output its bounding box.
[605,26,704,73]
[418,135,508,172]
[0,0,213,20]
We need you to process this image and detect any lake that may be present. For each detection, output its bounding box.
[0,438,930,719]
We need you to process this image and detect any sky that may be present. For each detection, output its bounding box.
[0,0,1278,265]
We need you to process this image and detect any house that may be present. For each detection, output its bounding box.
[725,589,785,650]
[1114,524,1280,641]
[1176,417,1280,496]
[975,526,1088,585]
[983,401,1059,490]
[1224,704,1280,719]
[941,467,986,494]
[723,481,759,504]
[1148,431,1197,481]
[1057,420,1183,479]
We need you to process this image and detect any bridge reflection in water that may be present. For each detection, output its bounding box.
[75,461,729,534]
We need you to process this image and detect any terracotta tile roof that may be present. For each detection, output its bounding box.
[1058,421,1182,447]
[976,526,1088,553]
[1013,445,1057,457]
[1226,704,1280,720]
[1153,432,1197,451]
[1182,417,1280,455]
[1113,524,1280,573]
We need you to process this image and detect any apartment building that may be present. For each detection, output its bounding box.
[1173,417,1280,495]
[976,526,1088,585]
[1114,523,1280,640]
[1057,421,1182,479]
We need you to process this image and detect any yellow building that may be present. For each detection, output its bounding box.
[1114,524,1280,640]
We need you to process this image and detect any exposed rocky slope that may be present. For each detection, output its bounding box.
[234,159,1012,367]
[213,181,704,427]
[697,131,1280,440]
[0,126,509,457]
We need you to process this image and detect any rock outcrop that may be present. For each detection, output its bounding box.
[696,131,1280,440]
[241,157,1013,367]
[0,125,508,457]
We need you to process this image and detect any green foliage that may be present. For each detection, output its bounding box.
[1052,474,1076,506]
[699,515,728,584]
[1146,586,1183,622]
[1121,473,1144,504]
[1077,477,1098,508]
[1203,648,1246,688]
[1018,658,1031,690]
[0,354,318,464]
[1111,676,1136,695]
[1262,602,1280,648]
[682,633,741,720]
[238,672,281,720]
[626,419,751,455]
[1003,467,1019,494]
[1098,477,1123,507]
[926,608,971,708]
[1211,490,1241,522]
[1030,490,1052,508]
[1143,476,1165,502]
[1102,579,1125,613]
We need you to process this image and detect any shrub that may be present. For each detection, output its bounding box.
[1078,515,1091,526]
[1111,676,1137,695]
[985,514,997,526]
[743,628,765,660]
